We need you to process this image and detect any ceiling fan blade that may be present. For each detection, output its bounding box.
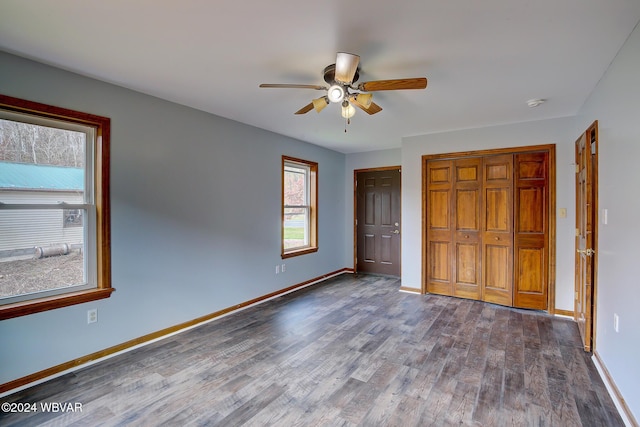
[294,102,315,115]
[334,52,360,84]
[260,83,326,90]
[351,97,383,115]
[357,77,427,92]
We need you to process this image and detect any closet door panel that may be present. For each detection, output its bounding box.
[453,158,482,300]
[482,154,514,306]
[514,152,549,309]
[485,244,511,291]
[426,160,454,295]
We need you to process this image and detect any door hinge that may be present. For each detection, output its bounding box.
[575,164,579,173]
[576,228,580,237]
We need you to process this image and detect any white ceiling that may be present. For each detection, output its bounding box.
[1,1,639,154]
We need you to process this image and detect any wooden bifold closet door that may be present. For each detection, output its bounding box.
[425,158,483,300]
[483,154,514,306]
[424,146,551,310]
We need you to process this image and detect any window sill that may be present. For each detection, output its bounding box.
[282,247,318,259]
[0,288,115,320]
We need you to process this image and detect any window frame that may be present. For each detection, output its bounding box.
[281,155,318,258]
[0,94,113,320]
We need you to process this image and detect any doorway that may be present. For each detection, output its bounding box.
[354,167,401,276]
[575,121,598,352]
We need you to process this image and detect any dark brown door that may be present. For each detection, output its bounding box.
[356,169,401,276]
[575,122,598,351]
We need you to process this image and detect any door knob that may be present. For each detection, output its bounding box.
[392,230,400,234]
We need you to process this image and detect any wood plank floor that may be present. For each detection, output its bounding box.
[1,274,623,426]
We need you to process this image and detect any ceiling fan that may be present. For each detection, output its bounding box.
[259,53,427,121]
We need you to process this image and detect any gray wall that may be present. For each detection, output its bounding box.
[0,52,347,384]
[576,22,640,419]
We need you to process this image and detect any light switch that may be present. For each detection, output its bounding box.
[602,209,608,225]
[559,208,567,218]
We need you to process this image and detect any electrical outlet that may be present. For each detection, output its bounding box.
[614,313,619,333]
[281,263,286,273]
[87,308,98,324]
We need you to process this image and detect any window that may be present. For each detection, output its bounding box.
[0,94,112,320]
[282,156,317,258]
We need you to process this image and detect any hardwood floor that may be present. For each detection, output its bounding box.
[1,274,623,426]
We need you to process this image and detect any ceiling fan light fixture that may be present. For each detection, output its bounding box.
[327,84,345,103]
[354,93,373,108]
[341,100,356,119]
[312,97,329,113]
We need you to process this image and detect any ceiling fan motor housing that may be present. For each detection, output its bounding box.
[324,64,359,103]
[323,64,360,85]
